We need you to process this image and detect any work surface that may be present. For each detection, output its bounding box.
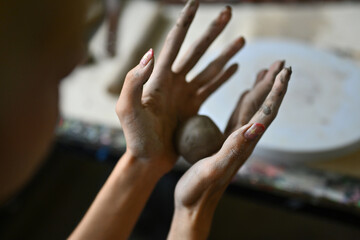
[60,1,360,176]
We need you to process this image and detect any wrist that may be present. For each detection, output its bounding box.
[113,150,168,182]
[168,205,215,240]
[70,151,166,240]
[120,149,174,177]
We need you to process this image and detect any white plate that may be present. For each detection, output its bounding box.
[199,39,360,162]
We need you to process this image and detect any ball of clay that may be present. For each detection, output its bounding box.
[175,115,224,165]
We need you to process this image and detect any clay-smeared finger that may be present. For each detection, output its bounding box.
[189,36,245,88]
[237,60,285,125]
[249,67,292,128]
[250,60,284,100]
[215,67,292,177]
[173,6,232,74]
[156,0,199,69]
[197,63,238,102]
[206,123,253,185]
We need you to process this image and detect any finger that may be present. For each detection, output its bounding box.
[173,6,232,74]
[197,63,238,102]
[210,67,292,182]
[250,60,284,101]
[200,68,291,190]
[253,69,268,87]
[249,67,292,128]
[190,36,245,88]
[238,60,285,124]
[224,90,249,137]
[117,49,155,111]
[208,123,257,183]
[156,0,199,69]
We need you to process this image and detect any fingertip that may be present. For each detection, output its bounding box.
[279,66,292,83]
[288,66,292,75]
[277,60,284,67]
[223,63,238,80]
[238,36,245,46]
[140,48,154,67]
[231,37,245,53]
[225,5,232,18]
[218,5,232,23]
[257,68,268,78]
[270,60,285,71]
[229,63,239,72]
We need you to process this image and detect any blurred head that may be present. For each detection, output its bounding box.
[0,0,88,204]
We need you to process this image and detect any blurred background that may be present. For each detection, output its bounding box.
[1,0,360,239]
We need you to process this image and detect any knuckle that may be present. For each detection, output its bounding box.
[125,69,135,82]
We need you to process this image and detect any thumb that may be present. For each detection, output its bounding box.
[119,48,155,108]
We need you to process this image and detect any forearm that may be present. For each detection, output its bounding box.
[70,152,165,240]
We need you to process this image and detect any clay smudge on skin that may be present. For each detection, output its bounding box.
[262,105,272,115]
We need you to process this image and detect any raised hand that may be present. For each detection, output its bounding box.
[116,0,244,173]
[168,62,292,240]
[72,2,249,239]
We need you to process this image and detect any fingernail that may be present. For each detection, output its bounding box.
[244,123,265,141]
[282,66,292,82]
[140,48,153,66]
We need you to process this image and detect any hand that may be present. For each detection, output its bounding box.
[72,2,245,239]
[168,62,292,240]
[225,60,285,135]
[116,0,244,173]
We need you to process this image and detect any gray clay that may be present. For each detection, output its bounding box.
[175,115,224,165]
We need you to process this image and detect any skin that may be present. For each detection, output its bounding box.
[176,61,286,165]
[168,66,292,240]
[0,0,292,239]
[115,1,243,172]
[0,0,86,204]
[71,1,248,239]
